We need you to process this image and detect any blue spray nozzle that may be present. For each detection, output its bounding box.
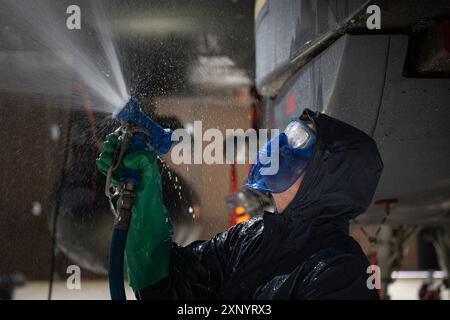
[114,96,173,155]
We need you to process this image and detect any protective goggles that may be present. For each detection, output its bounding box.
[245,119,316,193]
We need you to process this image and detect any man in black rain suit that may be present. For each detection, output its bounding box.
[98,108,383,299]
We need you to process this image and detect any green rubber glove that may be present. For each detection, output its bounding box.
[96,133,173,291]
[96,133,123,186]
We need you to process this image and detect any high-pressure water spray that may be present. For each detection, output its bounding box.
[106,97,173,300]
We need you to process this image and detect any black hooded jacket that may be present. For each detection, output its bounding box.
[137,109,383,300]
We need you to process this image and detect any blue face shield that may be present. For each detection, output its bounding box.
[245,119,316,193]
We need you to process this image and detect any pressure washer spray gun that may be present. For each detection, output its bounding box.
[105,96,172,300]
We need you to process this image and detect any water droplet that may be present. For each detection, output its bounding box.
[50,124,61,141]
[31,201,42,216]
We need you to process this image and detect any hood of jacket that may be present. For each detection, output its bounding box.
[284,108,383,220]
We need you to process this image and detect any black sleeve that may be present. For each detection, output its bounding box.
[136,217,264,300]
[294,254,379,300]
[136,230,231,300]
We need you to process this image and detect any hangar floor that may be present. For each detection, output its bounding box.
[12,276,450,300]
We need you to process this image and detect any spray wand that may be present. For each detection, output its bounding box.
[105,97,172,300]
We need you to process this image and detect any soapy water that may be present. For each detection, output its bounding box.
[1,0,128,113]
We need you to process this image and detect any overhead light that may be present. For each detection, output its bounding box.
[114,17,197,35]
[189,55,251,87]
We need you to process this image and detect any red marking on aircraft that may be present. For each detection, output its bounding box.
[286,95,296,115]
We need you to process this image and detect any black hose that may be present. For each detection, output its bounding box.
[108,183,136,300]
[47,202,59,300]
[48,113,73,300]
[108,228,128,300]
